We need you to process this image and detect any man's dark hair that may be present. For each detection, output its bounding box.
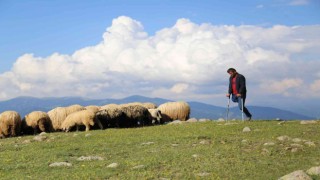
[227,68,236,73]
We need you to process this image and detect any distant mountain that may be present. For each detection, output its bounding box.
[0,95,315,120]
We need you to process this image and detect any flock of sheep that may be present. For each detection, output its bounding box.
[0,101,191,138]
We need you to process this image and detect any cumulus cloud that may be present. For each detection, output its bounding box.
[0,16,319,106]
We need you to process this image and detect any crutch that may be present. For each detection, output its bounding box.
[226,96,230,121]
[241,97,244,121]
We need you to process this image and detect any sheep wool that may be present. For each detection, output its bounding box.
[100,104,119,110]
[125,102,157,109]
[48,104,85,131]
[22,111,52,134]
[85,105,100,113]
[61,110,96,132]
[95,105,124,128]
[157,101,190,123]
[0,111,22,138]
[120,104,152,127]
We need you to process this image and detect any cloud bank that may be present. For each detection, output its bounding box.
[0,16,319,106]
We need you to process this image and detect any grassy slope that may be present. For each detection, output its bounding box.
[0,120,319,179]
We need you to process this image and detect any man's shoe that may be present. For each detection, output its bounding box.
[247,116,252,121]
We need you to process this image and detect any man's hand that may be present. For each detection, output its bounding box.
[236,94,241,97]
[226,94,230,97]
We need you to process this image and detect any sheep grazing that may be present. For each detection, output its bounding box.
[148,109,162,124]
[48,104,86,131]
[157,101,190,123]
[61,110,97,132]
[22,111,53,135]
[95,105,124,129]
[0,111,22,138]
[120,104,152,127]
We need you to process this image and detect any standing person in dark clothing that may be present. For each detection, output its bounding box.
[226,68,252,120]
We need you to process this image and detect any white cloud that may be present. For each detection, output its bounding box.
[0,16,319,106]
[260,78,303,96]
[170,83,190,93]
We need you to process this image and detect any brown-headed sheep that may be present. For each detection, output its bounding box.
[48,104,86,131]
[0,111,21,138]
[61,110,96,132]
[157,101,190,123]
[22,111,53,135]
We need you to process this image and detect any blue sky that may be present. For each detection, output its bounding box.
[0,0,320,117]
[1,0,319,72]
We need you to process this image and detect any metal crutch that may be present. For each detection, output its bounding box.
[241,97,244,121]
[226,96,230,121]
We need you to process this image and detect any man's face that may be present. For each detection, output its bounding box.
[228,71,236,77]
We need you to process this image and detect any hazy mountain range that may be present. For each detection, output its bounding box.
[0,95,315,120]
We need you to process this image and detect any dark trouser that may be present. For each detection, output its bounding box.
[231,94,252,118]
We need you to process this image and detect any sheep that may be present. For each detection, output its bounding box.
[100,103,119,110]
[141,102,157,109]
[48,104,86,131]
[148,109,162,124]
[119,104,152,127]
[95,104,125,129]
[65,104,86,114]
[125,102,157,109]
[85,105,100,113]
[21,111,53,135]
[61,110,97,132]
[157,101,190,123]
[0,111,22,138]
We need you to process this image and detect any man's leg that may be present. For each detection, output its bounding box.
[241,96,252,119]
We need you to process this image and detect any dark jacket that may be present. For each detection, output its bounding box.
[228,73,247,95]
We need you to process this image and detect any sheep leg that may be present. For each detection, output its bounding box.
[76,125,79,132]
[84,123,90,131]
[11,124,16,137]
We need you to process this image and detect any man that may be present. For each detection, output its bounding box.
[226,68,252,120]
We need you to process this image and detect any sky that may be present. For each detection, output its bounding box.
[0,0,320,117]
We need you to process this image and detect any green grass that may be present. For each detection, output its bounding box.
[0,120,319,179]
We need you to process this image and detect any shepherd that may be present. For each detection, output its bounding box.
[226,68,252,121]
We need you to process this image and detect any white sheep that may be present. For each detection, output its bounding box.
[85,105,100,113]
[157,101,190,123]
[48,104,86,131]
[61,110,96,132]
[0,111,21,138]
[22,111,52,135]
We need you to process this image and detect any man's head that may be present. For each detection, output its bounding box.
[227,68,237,77]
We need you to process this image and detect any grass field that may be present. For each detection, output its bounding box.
[0,120,319,179]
